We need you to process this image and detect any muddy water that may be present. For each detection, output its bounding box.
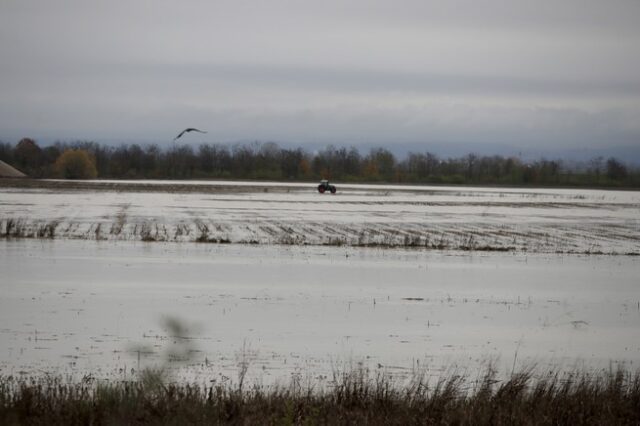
[1,240,639,383]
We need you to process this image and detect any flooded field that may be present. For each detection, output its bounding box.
[1,180,640,254]
[1,239,639,384]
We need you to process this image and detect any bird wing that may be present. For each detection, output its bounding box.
[174,128,207,141]
[173,129,188,140]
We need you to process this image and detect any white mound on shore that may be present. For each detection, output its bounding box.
[0,160,26,178]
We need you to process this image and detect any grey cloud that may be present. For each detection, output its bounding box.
[3,96,638,151]
[148,62,640,99]
[0,0,639,154]
[4,60,639,103]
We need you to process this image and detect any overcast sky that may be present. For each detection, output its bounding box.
[1,0,639,155]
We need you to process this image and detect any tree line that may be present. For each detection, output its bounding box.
[0,138,637,187]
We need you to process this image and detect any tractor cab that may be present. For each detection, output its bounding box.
[317,180,337,194]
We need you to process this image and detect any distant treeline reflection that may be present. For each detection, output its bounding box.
[1,138,637,187]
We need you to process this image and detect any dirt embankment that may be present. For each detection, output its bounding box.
[0,178,308,194]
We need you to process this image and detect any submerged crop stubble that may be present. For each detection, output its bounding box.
[1,180,639,254]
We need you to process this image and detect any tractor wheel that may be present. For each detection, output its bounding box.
[318,186,325,193]
[330,186,336,194]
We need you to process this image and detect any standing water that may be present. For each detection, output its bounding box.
[1,239,639,383]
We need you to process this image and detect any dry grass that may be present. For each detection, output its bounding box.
[1,367,639,425]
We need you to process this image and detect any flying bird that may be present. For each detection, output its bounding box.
[173,128,207,141]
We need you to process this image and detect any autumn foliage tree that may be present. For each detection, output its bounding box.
[54,149,98,179]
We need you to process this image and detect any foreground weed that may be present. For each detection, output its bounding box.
[2,367,639,424]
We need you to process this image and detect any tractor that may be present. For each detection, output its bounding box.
[317,179,337,194]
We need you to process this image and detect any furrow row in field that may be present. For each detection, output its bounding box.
[1,184,639,254]
[2,216,638,255]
